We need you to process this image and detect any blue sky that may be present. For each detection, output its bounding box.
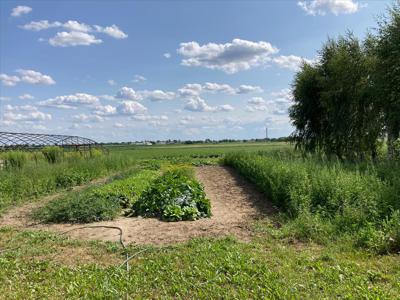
[0,0,393,142]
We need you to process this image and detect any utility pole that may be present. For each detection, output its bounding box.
[265,127,268,140]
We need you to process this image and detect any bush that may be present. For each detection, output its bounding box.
[131,169,211,221]
[32,188,121,223]
[41,146,63,164]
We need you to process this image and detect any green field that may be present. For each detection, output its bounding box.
[1,142,400,299]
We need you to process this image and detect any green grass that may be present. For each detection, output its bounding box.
[31,169,161,223]
[0,227,399,299]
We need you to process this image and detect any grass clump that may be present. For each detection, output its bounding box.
[131,168,211,221]
[31,188,121,223]
[32,169,160,223]
[41,146,64,164]
[2,151,28,169]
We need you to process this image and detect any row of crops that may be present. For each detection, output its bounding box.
[32,164,211,223]
[223,152,400,254]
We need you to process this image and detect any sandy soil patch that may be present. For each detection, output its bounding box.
[0,166,275,246]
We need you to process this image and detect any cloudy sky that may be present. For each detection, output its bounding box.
[0,0,392,142]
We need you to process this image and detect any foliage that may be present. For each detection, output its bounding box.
[1,151,28,169]
[41,146,64,164]
[223,152,400,252]
[131,168,211,221]
[89,169,160,209]
[31,188,121,223]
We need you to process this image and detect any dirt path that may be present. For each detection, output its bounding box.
[0,166,275,246]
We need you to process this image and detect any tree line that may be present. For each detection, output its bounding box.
[290,3,400,160]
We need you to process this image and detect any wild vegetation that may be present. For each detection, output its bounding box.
[290,3,400,160]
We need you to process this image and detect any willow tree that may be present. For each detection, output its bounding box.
[375,3,400,159]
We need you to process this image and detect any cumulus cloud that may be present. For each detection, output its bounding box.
[115,87,142,101]
[298,0,361,16]
[114,122,124,128]
[117,101,147,115]
[17,69,56,85]
[1,70,55,86]
[184,96,233,113]
[11,6,32,17]
[19,93,35,100]
[4,104,52,123]
[133,114,168,121]
[93,104,117,116]
[0,74,20,86]
[72,113,104,123]
[94,24,128,39]
[177,38,278,73]
[39,93,99,109]
[140,90,175,101]
[163,52,171,58]
[178,82,263,98]
[21,20,127,46]
[273,55,315,71]
[236,85,263,94]
[49,31,102,47]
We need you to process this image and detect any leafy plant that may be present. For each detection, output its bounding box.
[2,151,28,169]
[131,168,211,221]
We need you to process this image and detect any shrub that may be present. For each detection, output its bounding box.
[131,169,211,221]
[32,188,121,223]
[41,146,64,164]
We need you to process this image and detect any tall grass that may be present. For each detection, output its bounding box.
[0,152,138,214]
[223,152,400,253]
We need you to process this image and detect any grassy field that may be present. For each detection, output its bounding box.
[1,141,400,299]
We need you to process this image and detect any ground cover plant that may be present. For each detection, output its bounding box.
[32,169,160,223]
[223,152,400,253]
[131,167,211,221]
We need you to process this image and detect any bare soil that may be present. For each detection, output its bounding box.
[0,166,275,246]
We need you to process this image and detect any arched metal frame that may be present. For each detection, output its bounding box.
[0,131,102,152]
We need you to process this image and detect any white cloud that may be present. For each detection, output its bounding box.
[21,20,62,31]
[63,20,92,32]
[39,93,99,109]
[117,101,147,115]
[114,122,124,128]
[99,94,115,101]
[4,105,52,122]
[203,82,236,94]
[94,24,128,39]
[11,6,32,17]
[178,82,263,98]
[115,87,142,101]
[298,0,361,16]
[0,74,20,86]
[93,104,117,116]
[177,38,278,74]
[163,52,171,58]
[17,69,56,85]
[107,79,116,86]
[133,75,147,83]
[184,96,233,113]
[247,97,266,105]
[0,96,11,102]
[273,55,315,71]
[21,20,128,45]
[49,31,102,47]
[246,97,269,112]
[1,70,55,86]
[133,114,168,121]
[140,90,175,101]
[179,116,194,125]
[72,113,104,123]
[236,85,263,94]
[19,93,35,100]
